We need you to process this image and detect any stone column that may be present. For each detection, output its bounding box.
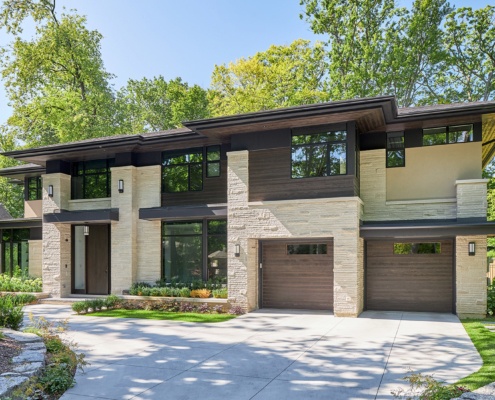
[227,150,252,311]
[456,179,489,220]
[110,166,137,294]
[28,240,42,278]
[41,173,71,297]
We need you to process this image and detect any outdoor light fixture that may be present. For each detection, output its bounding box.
[48,185,53,197]
[83,225,89,236]
[235,244,240,257]
[118,179,124,193]
[468,242,475,256]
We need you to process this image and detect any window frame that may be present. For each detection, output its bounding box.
[290,130,348,179]
[1,228,30,276]
[422,124,473,147]
[386,132,405,168]
[27,176,42,200]
[71,159,114,200]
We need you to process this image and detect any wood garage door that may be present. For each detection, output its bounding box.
[366,240,453,313]
[262,240,333,310]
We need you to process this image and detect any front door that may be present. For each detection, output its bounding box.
[72,225,110,295]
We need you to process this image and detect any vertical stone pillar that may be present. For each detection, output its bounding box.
[111,166,137,294]
[227,150,252,311]
[28,240,42,278]
[136,165,162,283]
[456,179,489,220]
[456,235,487,318]
[42,173,71,297]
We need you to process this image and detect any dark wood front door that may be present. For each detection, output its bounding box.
[72,225,110,295]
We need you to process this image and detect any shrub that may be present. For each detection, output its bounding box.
[488,284,495,315]
[228,305,245,315]
[71,302,86,314]
[0,273,43,292]
[39,363,74,394]
[179,287,191,297]
[87,299,105,312]
[212,288,228,299]
[0,295,25,330]
[212,305,224,314]
[104,294,121,309]
[391,372,470,399]
[190,289,211,298]
[197,304,210,313]
[10,293,37,305]
[179,302,195,313]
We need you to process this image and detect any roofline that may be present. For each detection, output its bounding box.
[0,165,46,177]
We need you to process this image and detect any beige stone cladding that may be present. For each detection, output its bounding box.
[360,150,457,221]
[28,240,42,278]
[68,198,111,211]
[456,180,489,220]
[110,165,161,294]
[24,200,42,218]
[41,173,71,297]
[456,235,487,318]
[227,150,363,317]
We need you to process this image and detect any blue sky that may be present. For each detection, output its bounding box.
[0,0,493,124]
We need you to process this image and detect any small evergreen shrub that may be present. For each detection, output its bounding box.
[488,283,495,315]
[0,294,31,330]
[71,302,86,314]
[104,294,121,309]
[179,287,190,297]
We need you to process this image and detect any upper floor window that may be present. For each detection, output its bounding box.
[386,132,405,168]
[423,124,473,146]
[71,159,114,199]
[162,147,221,193]
[291,131,347,178]
[27,176,42,200]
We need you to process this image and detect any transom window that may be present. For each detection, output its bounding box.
[287,244,327,255]
[27,176,42,200]
[162,219,227,283]
[71,159,114,199]
[393,242,441,254]
[162,146,221,193]
[291,131,347,178]
[423,124,473,146]
[386,132,405,168]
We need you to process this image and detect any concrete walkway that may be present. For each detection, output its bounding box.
[22,305,481,400]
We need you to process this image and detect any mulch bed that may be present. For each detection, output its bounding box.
[0,336,22,375]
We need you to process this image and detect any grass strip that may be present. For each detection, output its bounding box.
[86,308,237,323]
[456,317,495,390]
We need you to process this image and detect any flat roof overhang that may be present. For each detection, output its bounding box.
[0,218,42,229]
[140,205,227,220]
[43,209,119,224]
[360,219,495,239]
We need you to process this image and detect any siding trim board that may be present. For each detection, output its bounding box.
[43,209,119,224]
[139,205,227,220]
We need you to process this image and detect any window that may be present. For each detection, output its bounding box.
[291,131,347,178]
[423,124,473,146]
[287,244,327,255]
[206,146,221,178]
[72,159,114,199]
[162,219,227,283]
[393,242,441,255]
[1,229,29,276]
[162,149,203,193]
[27,176,42,200]
[386,132,405,168]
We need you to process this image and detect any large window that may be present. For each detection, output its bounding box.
[162,147,222,193]
[72,159,114,199]
[386,132,405,168]
[27,176,42,200]
[1,229,29,276]
[423,124,473,146]
[162,219,227,283]
[291,131,347,178]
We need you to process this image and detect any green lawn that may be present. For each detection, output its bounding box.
[86,309,237,323]
[456,317,495,390]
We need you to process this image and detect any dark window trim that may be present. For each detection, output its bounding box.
[206,145,221,178]
[422,124,474,147]
[386,131,405,168]
[1,228,30,276]
[26,176,42,200]
[71,159,114,199]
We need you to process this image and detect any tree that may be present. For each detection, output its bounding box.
[0,0,117,146]
[0,127,24,218]
[115,76,210,134]
[209,39,329,116]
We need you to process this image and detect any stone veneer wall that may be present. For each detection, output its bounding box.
[360,150,457,221]
[456,235,487,318]
[227,150,364,316]
[456,180,489,220]
[28,240,42,278]
[41,173,71,297]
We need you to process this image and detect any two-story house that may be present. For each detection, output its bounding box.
[1,96,494,318]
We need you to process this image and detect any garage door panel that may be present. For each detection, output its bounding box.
[366,239,453,313]
[262,240,333,310]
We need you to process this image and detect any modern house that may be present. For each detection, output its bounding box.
[1,95,495,318]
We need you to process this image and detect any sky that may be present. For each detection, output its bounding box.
[0,0,494,125]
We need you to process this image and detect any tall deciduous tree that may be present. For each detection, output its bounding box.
[115,76,210,133]
[0,0,117,145]
[0,127,24,218]
[209,39,329,116]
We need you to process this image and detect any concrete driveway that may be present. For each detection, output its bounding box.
[23,305,481,400]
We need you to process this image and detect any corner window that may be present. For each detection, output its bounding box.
[393,242,441,254]
[27,176,42,200]
[291,131,347,178]
[162,219,227,283]
[162,149,203,193]
[386,132,405,168]
[71,159,114,199]
[423,124,473,146]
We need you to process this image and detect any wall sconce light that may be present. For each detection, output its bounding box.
[48,185,54,197]
[234,244,240,257]
[118,179,124,193]
[468,242,475,256]
[83,225,89,236]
